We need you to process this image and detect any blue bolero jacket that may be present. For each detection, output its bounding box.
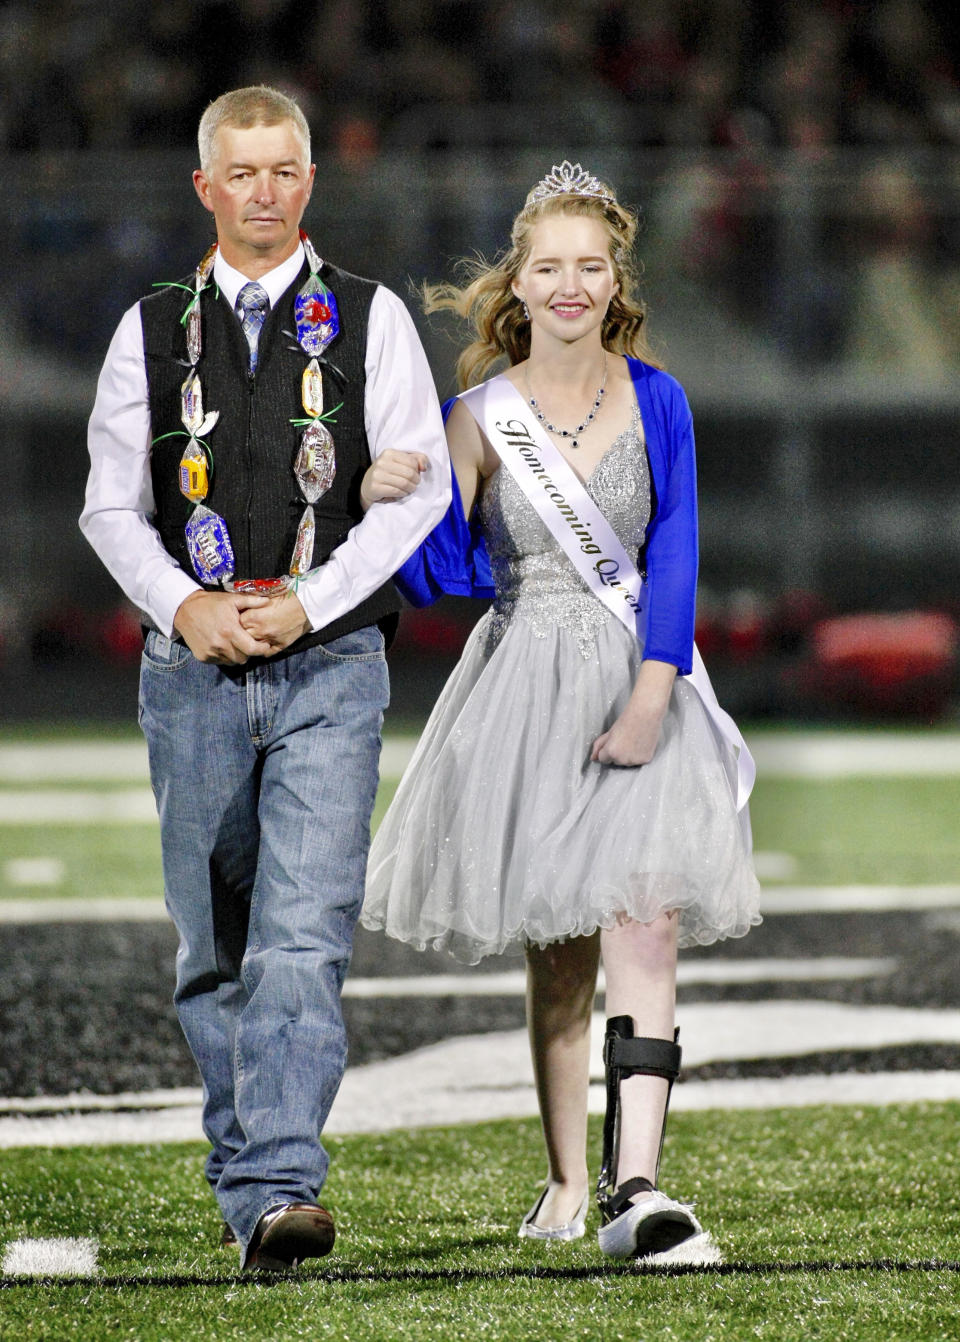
[395,356,699,675]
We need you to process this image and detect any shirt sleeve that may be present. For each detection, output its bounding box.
[80,304,200,637]
[642,378,699,675]
[295,284,452,633]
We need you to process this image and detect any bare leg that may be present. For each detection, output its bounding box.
[524,933,601,1227]
[600,912,678,1193]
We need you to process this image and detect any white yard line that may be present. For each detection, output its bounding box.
[0,789,158,824]
[1,730,958,828]
[2,886,959,922]
[0,1087,201,1116]
[3,731,960,785]
[0,897,169,922]
[0,741,150,782]
[3,857,65,887]
[752,851,797,880]
[8,1073,960,1150]
[325,1001,960,1133]
[2,1001,960,1147]
[1,1237,98,1276]
[763,885,960,912]
[342,958,897,998]
[748,732,960,778]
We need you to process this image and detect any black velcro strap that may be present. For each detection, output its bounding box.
[602,1176,656,1220]
[604,1035,681,1081]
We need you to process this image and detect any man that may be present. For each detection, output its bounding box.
[81,85,449,1270]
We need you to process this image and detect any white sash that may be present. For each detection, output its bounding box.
[459,375,756,815]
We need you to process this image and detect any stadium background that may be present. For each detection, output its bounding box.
[2,2,960,1330]
[2,0,960,722]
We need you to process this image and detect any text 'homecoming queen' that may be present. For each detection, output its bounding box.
[493,417,643,617]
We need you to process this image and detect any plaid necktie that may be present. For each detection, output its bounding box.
[236,281,270,373]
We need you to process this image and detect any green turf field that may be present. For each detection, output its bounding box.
[4,770,960,902]
[4,730,960,1338]
[2,1106,960,1340]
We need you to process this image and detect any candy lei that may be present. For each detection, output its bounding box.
[171,234,342,593]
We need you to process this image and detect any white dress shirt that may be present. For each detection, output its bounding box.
[81,243,451,637]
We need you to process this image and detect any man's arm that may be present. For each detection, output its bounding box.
[81,304,276,663]
[241,285,451,646]
[80,304,201,637]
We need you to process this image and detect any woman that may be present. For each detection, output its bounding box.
[360,162,760,1262]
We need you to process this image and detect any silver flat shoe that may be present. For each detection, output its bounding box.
[518,1186,589,1242]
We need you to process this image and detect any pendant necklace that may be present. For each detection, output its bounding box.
[159,233,342,591]
[524,354,607,448]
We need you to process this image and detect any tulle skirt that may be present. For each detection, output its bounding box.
[363,610,761,964]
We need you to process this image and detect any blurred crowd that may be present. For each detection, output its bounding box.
[3,0,958,155]
[5,0,960,376]
[3,0,960,721]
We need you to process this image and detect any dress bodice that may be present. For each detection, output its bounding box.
[478,405,651,658]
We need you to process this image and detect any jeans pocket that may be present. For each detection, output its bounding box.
[317,625,386,663]
[141,630,194,673]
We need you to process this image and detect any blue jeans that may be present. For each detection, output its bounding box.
[138,625,388,1254]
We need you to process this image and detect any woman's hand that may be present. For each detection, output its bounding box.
[359,450,428,511]
[590,659,678,767]
[591,708,663,766]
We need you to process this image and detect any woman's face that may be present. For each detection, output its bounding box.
[513,213,619,348]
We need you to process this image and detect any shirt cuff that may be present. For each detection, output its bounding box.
[148,568,203,639]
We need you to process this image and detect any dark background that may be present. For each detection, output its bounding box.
[2,0,960,725]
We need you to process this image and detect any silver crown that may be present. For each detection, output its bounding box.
[525,161,615,207]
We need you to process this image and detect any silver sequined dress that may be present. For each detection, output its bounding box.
[362,406,761,963]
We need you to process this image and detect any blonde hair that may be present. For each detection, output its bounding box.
[425,188,661,389]
[198,85,311,172]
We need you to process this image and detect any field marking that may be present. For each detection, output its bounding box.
[0,741,150,782]
[0,739,418,784]
[330,1001,960,1127]
[1,1237,98,1276]
[2,1071,960,1150]
[325,1002,960,1132]
[0,897,168,922]
[0,1087,201,1116]
[748,732,960,778]
[342,958,897,998]
[752,851,797,880]
[3,731,960,786]
[2,886,959,922]
[3,1001,960,1146]
[1,730,958,829]
[3,857,65,887]
[0,789,157,824]
[763,885,960,912]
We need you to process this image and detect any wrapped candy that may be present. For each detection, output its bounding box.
[289,506,316,577]
[301,358,324,417]
[178,440,209,502]
[294,421,336,503]
[186,505,235,584]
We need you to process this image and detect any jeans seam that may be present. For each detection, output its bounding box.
[316,649,386,663]
[141,655,192,673]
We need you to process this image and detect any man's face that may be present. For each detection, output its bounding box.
[192,120,316,273]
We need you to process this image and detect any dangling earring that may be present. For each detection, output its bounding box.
[521,298,530,321]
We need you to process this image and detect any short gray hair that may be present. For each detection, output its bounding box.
[198,85,311,172]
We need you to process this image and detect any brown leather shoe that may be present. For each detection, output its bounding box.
[220,1221,238,1248]
[244,1202,336,1271]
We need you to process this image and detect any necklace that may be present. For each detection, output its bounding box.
[524,354,607,448]
[163,233,342,591]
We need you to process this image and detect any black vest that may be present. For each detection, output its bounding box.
[140,259,401,651]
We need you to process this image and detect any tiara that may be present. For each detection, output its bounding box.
[525,161,616,207]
